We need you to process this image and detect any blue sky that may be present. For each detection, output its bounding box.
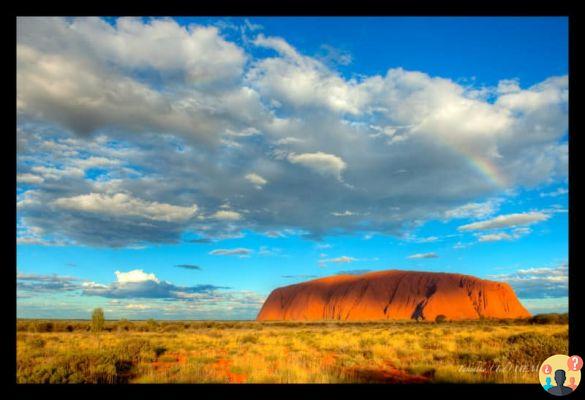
[17,17,568,319]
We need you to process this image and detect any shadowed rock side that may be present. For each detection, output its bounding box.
[257,270,531,321]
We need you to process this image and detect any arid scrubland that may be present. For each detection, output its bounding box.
[16,316,568,384]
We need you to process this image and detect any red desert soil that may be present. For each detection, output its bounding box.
[257,270,530,321]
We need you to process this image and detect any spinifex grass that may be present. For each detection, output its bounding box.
[16,319,568,384]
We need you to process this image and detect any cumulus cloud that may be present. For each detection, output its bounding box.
[407,252,438,259]
[458,212,550,231]
[17,17,264,142]
[53,192,197,222]
[209,248,252,256]
[16,17,568,247]
[287,152,347,181]
[115,269,158,283]
[82,269,229,299]
[17,173,44,184]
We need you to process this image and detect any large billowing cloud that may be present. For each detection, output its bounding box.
[81,269,229,299]
[17,17,568,247]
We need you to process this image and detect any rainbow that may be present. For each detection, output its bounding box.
[449,142,508,188]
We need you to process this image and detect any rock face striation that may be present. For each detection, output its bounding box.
[257,270,530,321]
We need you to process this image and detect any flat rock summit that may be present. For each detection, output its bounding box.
[257,270,530,321]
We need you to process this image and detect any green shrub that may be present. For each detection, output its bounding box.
[34,321,54,333]
[91,308,105,332]
[116,319,133,332]
[153,345,167,358]
[529,313,569,325]
[435,315,447,323]
[240,334,258,344]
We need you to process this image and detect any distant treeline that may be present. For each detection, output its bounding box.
[16,313,568,333]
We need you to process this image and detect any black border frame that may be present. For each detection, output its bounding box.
[7,2,581,399]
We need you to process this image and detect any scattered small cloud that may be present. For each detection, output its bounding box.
[488,263,568,299]
[209,248,252,256]
[211,210,242,221]
[281,274,318,279]
[540,187,568,197]
[477,227,532,242]
[245,173,268,189]
[336,269,372,275]
[264,230,284,238]
[444,199,501,220]
[186,238,213,244]
[320,255,357,264]
[458,212,550,231]
[407,252,438,259]
[258,246,281,256]
[17,273,83,293]
[175,264,202,270]
[331,210,359,217]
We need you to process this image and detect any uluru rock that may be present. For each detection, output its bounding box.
[257,270,530,321]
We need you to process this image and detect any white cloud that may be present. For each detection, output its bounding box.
[540,187,568,197]
[34,17,246,85]
[209,248,252,256]
[115,269,159,284]
[17,173,44,184]
[53,192,197,222]
[211,210,242,221]
[287,152,347,181]
[407,252,438,259]
[444,199,500,220]
[478,232,513,242]
[319,256,357,265]
[16,17,568,247]
[458,211,550,231]
[17,18,265,142]
[496,79,521,95]
[331,210,358,217]
[477,226,532,242]
[245,173,267,188]
[488,263,567,299]
[249,34,369,114]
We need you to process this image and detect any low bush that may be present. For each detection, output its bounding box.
[529,313,569,325]
[504,332,567,366]
[435,315,447,323]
